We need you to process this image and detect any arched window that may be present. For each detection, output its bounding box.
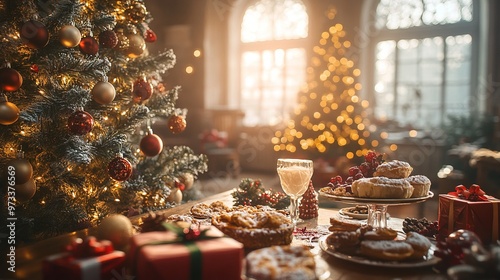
[237,0,309,126]
[365,0,480,128]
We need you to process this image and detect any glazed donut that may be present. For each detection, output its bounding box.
[405,175,431,197]
[326,230,360,249]
[329,216,363,232]
[373,160,413,178]
[362,227,398,241]
[352,177,414,199]
[360,240,414,261]
[404,232,432,259]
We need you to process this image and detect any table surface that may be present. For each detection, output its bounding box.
[8,190,448,280]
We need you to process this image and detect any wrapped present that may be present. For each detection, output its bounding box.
[438,184,500,245]
[42,237,126,280]
[129,223,243,280]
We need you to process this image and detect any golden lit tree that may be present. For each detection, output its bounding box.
[0,0,207,242]
[273,8,381,160]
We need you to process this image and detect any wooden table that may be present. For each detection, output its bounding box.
[8,190,448,280]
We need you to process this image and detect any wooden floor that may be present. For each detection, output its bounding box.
[196,171,440,222]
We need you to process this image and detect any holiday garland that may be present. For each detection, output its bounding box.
[231,178,290,210]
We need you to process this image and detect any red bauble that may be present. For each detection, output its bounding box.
[144,29,157,43]
[30,64,39,73]
[20,20,49,49]
[108,156,133,181]
[140,133,163,157]
[68,110,94,135]
[132,79,153,101]
[99,30,118,48]
[0,68,23,92]
[175,180,186,191]
[168,115,187,134]
[79,36,99,55]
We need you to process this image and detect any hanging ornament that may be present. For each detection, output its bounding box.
[144,29,157,43]
[59,25,81,48]
[108,154,133,181]
[99,30,118,48]
[7,154,33,185]
[168,115,187,134]
[126,33,146,58]
[79,36,99,55]
[97,214,133,250]
[91,81,116,105]
[132,78,153,102]
[140,133,163,157]
[166,188,183,204]
[20,20,49,49]
[126,1,148,23]
[15,178,36,202]
[68,110,94,135]
[114,28,129,51]
[30,64,39,73]
[0,67,23,92]
[179,173,194,190]
[0,95,20,125]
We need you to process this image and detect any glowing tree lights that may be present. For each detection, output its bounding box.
[273,8,382,159]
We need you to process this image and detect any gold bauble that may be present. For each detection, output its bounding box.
[0,97,20,125]
[126,33,146,58]
[91,81,116,105]
[166,188,183,204]
[179,173,194,190]
[126,1,148,23]
[97,214,133,251]
[15,178,36,202]
[7,158,33,185]
[59,25,81,48]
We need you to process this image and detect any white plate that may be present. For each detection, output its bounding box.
[339,207,368,219]
[319,191,434,205]
[318,235,439,268]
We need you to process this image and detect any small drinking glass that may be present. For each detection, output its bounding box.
[277,158,314,225]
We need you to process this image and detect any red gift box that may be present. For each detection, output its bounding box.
[42,238,126,280]
[129,226,244,280]
[438,194,500,244]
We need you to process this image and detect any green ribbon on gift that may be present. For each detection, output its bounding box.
[134,222,221,280]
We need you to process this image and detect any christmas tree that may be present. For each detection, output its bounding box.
[298,181,318,220]
[273,8,381,160]
[0,0,207,243]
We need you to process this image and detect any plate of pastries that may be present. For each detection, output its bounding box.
[319,156,434,204]
[320,216,438,268]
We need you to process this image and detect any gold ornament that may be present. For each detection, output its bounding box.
[114,28,129,50]
[0,96,20,125]
[97,214,133,250]
[15,178,36,202]
[126,1,148,23]
[166,188,182,204]
[59,25,81,48]
[168,115,187,134]
[7,158,33,185]
[91,81,116,104]
[179,173,194,190]
[126,33,146,58]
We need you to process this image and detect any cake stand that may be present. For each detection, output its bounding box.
[318,191,434,228]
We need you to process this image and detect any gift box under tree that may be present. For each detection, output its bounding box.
[438,185,500,245]
[42,237,126,280]
[129,223,244,280]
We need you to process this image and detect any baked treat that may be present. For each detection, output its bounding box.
[352,177,414,199]
[360,240,414,261]
[329,215,363,232]
[373,160,413,178]
[326,230,360,249]
[405,175,431,197]
[212,207,293,249]
[190,201,231,219]
[404,232,432,259]
[246,245,316,280]
[362,227,398,241]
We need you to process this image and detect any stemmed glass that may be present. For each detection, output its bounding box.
[277,158,314,225]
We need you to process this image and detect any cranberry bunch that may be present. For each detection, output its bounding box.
[359,151,384,177]
[402,217,439,237]
[327,175,353,194]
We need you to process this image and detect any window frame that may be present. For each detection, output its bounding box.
[360,0,483,128]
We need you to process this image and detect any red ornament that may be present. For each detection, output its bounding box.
[144,29,157,43]
[0,67,23,92]
[79,36,99,55]
[99,30,118,48]
[108,156,133,181]
[68,110,94,135]
[167,115,187,134]
[20,20,49,49]
[132,78,153,101]
[175,180,186,191]
[139,133,163,157]
[30,64,39,73]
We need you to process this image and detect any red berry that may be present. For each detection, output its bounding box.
[354,173,364,180]
[348,166,360,176]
